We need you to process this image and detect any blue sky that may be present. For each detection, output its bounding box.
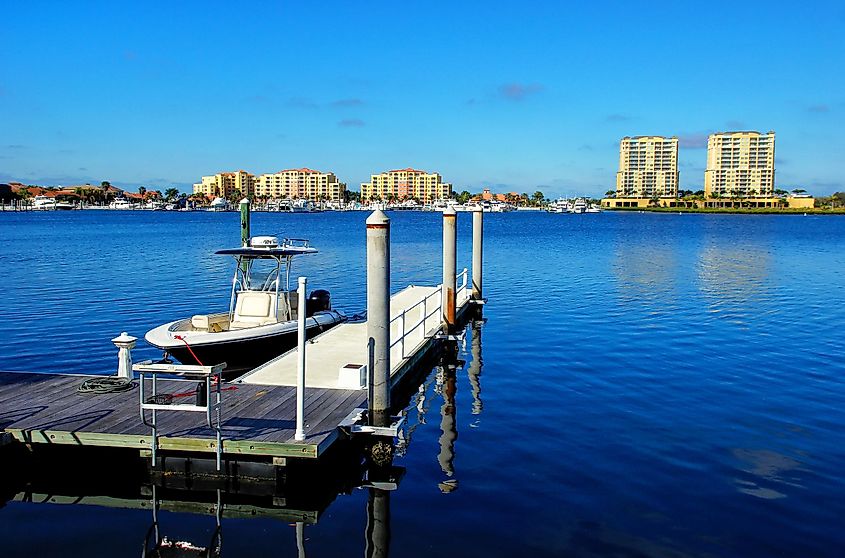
[1,1,843,197]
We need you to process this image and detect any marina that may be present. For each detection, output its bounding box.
[1,208,844,557]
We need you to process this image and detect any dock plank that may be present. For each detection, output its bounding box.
[0,372,346,458]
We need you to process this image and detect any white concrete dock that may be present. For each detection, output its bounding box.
[238,283,471,388]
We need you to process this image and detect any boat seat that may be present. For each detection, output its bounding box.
[229,291,286,330]
[191,314,226,333]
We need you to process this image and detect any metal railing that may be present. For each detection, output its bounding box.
[390,268,468,359]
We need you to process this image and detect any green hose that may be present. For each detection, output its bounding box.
[77,376,134,395]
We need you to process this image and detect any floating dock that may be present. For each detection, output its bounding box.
[0,208,484,466]
[0,288,474,460]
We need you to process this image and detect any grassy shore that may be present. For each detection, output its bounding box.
[606,206,845,215]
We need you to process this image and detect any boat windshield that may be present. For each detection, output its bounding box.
[243,258,282,291]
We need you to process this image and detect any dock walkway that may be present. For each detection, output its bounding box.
[240,285,471,388]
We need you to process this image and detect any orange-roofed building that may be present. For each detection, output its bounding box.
[361,168,452,202]
[473,188,513,202]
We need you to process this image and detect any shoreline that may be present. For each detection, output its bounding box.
[605,206,845,216]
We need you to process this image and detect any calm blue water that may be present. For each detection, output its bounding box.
[1,210,844,557]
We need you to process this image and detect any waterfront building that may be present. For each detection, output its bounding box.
[361,168,452,202]
[474,188,519,202]
[193,170,255,198]
[255,168,345,201]
[615,136,679,199]
[704,131,775,199]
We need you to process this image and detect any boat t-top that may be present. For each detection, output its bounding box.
[145,235,345,375]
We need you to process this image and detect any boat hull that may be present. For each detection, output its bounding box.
[145,311,344,376]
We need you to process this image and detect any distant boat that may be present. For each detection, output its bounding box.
[209,197,229,211]
[548,198,571,213]
[570,198,587,214]
[32,195,57,210]
[55,200,76,210]
[108,196,134,210]
[143,200,165,210]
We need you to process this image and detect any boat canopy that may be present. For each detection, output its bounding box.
[215,246,317,258]
[216,236,317,258]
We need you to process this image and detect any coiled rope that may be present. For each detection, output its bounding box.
[77,376,134,394]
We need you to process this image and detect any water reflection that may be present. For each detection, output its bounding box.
[365,488,391,558]
[142,485,223,557]
[612,243,677,299]
[467,320,484,421]
[436,360,458,493]
[697,242,770,308]
[0,444,401,557]
[732,448,806,500]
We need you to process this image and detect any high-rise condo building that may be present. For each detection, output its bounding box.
[361,168,452,202]
[193,170,255,198]
[704,131,775,198]
[255,168,345,201]
[615,136,679,198]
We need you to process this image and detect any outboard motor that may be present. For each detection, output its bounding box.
[306,289,332,316]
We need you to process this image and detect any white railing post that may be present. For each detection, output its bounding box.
[295,276,307,441]
[400,310,406,358]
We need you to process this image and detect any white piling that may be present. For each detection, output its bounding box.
[295,276,307,441]
[366,210,391,426]
[472,207,483,300]
[442,206,457,330]
[112,332,137,379]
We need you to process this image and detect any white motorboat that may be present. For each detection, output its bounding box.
[209,197,229,211]
[55,200,76,210]
[548,198,572,213]
[32,195,57,210]
[144,200,165,210]
[290,199,314,212]
[570,198,587,214]
[109,196,134,210]
[145,236,345,375]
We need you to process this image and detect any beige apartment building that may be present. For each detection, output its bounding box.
[361,168,452,202]
[704,131,775,198]
[255,168,345,201]
[193,170,255,198]
[615,136,679,199]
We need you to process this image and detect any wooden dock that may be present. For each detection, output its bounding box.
[0,284,477,462]
[0,371,363,459]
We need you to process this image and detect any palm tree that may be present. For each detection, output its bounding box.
[138,186,147,198]
[709,191,722,208]
[164,187,179,202]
